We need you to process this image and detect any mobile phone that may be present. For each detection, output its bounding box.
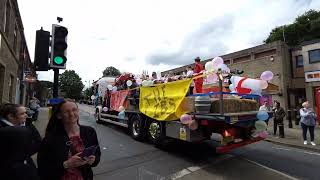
[81,145,98,158]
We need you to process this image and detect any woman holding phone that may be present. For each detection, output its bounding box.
[37,99,101,180]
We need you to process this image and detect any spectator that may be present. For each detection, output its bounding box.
[29,97,40,121]
[273,101,286,138]
[259,100,271,125]
[299,101,317,146]
[37,99,101,180]
[0,103,41,180]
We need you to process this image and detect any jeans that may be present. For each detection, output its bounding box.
[273,119,284,138]
[301,123,315,141]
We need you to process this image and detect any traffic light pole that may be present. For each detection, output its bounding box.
[53,68,59,98]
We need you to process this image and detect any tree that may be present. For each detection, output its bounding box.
[59,70,84,100]
[265,9,320,46]
[102,66,121,77]
[83,88,92,99]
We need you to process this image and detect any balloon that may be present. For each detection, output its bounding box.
[257,111,269,121]
[229,84,235,92]
[90,95,95,100]
[112,86,117,92]
[254,120,267,133]
[126,80,133,87]
[205,61,215,72]
[141,80,148,86]
[258,131,268,138]
[260,71,274,81]
[180,114,193,124]
[251,89,262,96]
[107,85,113,90]
[212,57,224,67]
[260,80,268,89]
[136,78,142,85]
[220,64,230,73]
[102,107,108,112]
[188,120,198,130]
[206,74,218,83]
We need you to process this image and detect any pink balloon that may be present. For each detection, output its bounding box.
[212,57,224,67]
[188,120,198,130]
[258,131,268,138]
[260,71,274,81]
[206,74,218,83]
[136,78,142,85]
[180,114,193,124]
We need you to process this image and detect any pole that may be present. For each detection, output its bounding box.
[219,73,224,114]
[53,68,59,98]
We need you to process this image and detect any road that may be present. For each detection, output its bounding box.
[76,104,320,180]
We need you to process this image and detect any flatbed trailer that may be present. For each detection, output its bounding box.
[95,77,271,153]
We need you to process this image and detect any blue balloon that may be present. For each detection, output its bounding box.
[257,111,269,121]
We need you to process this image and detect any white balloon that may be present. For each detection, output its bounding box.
[107,85,113,90]
[112,86,117,92]
[260,80,268,89]
[205,61,214,72]
[126,80,133,87]
[102,107,108,112]
[142,80,148,86]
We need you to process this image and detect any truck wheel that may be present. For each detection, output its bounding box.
[95,109,102,124]
[148,120,166,145]
[129,114,145,141]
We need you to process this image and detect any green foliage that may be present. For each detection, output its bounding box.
[83,88,92,99]
[265,9,320,46]
[59,70,84,100]
[102,66,121,77]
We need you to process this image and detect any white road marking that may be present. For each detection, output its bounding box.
[169,154,233,179]
[272,146,320,156]
[241,157,300,180]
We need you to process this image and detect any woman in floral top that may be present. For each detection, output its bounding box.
[38,99,101,180]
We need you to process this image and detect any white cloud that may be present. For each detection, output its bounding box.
[17,0,320,86]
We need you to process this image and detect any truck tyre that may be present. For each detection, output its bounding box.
[95,109,102,124]
[148,120,166,145]
[129,114,145,141]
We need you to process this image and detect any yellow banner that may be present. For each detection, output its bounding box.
[139,79,193,121]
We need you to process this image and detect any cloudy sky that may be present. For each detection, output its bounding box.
[17,0,320,87]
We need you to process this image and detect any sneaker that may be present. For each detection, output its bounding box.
[304,141,307,145]
[311,142,316,146]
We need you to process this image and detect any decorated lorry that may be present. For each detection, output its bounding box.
[94,70,272,153]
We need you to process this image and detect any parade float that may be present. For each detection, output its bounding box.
[95,57,273,153]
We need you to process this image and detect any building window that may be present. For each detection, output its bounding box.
[9,75,14,102]
[309,49,320,64]
[13,23,17,52]
[295,55,304,67]
[4,0,11,35]
[254,49,276,59]
[233,55,250,64]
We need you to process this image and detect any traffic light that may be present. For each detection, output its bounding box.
[34,29,50,71]
[50,24,68,69]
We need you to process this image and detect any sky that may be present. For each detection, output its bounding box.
[17,0,320,87]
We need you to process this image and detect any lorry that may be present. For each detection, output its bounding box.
[94,75,271,153]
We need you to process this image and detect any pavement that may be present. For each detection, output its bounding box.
[265,118,320,153]
[34,106,320,154]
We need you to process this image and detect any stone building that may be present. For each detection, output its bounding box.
[0,0,36,105]
[161,41,302,111]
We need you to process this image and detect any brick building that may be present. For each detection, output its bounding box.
[161,41,306,111]
[0,0,36,105]
[291,39,320,119]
